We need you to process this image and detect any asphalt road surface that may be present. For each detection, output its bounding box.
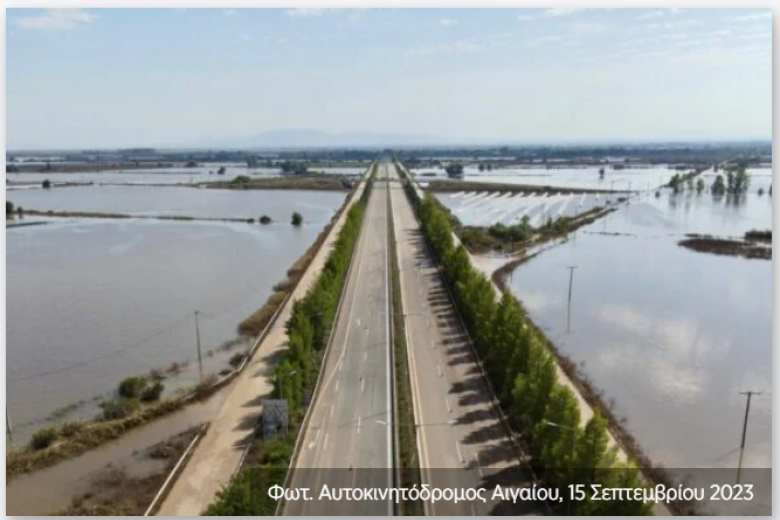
[389,163,545,516]
[284,163,393,516]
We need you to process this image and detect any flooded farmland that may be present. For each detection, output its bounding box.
[8,185,346,221]
[6,189,346,441]
[413,165,680,191]
[506,189,772,474]
[6,164,366,188]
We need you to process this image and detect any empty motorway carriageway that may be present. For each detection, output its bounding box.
[280,161,544,516]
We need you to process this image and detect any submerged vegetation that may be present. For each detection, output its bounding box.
[679,234,771,260]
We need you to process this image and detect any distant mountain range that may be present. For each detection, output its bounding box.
[190,129,441,150]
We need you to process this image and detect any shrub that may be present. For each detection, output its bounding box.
[100,398,140,421]
[291,212,303,226]
[260,215,272,225]
[118,376,147,399]
[229,352,246,368]
[42,179,51,189]
[59,421,87,438]
[29,427,58,450]
[231,175,252,185]
[140,382,165,402]
[6,201,14,215]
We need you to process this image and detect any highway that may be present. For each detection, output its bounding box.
[389,163,545,516]
[284,163,393,516]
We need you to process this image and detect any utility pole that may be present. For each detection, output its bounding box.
[736,391,760,484]
[566,266,577,333]
[194,310,203,383]
[6,404,13,445]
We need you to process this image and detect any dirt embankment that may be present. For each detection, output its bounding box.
[205,175,352,191]
[679,233,771,260]
[423,179,610,194]
[8,162,178,174]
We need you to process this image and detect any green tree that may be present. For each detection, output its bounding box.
[695,178,705,193]
[6,201,14,215]
[711,175,726,196]
[445,162,464,177]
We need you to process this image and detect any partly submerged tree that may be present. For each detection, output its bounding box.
[291,212,303,226]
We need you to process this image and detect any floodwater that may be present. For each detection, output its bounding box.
[6,164,366,188]
[6,390,228,515]
[7,185,346,222]
[6,195,342,440]
[413,165,679,191]
[507,190,772,474]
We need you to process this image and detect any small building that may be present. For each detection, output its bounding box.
[262,399,289,440]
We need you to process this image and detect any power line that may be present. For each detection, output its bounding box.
[8,313,194,383]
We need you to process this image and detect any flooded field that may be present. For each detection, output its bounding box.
[7,393,226,515]
[7,185,345,222]
[6,195,342,440]
[507,190,772,474]
[413,165,680,191]
[6,164,366,188]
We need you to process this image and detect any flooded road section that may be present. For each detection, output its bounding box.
[508,191,771,471]
[7,189,344,441]
[7,185,346,221]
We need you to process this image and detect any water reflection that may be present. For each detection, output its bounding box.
[6,214,341,440]
[509,198,771,470]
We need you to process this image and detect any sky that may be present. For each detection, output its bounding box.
[5,8,773,149]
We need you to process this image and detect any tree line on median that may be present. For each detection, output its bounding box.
[408,183,652,515]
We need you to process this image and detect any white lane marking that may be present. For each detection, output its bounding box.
[308,429,321,451]
[323,433,329,452]
[357,318,361,327]
[470,503,477,516]
[357,414,362,434]
[335,380,340,392]
[437,363,443,377]
[474,453,484,478]
[360,377,365,393]
[427,318,430,328]
[330,404,334,418]
[431,339,435,349]
[338,359,343,372]
[445,398,451,413]
[456,441,464,463]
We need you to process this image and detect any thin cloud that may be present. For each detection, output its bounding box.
[223,9,237,17]
[541,8,587,18]
[15,8,96,30]
[517,14,535,22]
[439,18,458,27]
[727,11,771,23]
[647,20,700,30]
[636,8,683,21]
[407,40,482,56]
[286,8,326,18]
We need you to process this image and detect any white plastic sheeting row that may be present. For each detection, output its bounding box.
[438,191,612,227]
